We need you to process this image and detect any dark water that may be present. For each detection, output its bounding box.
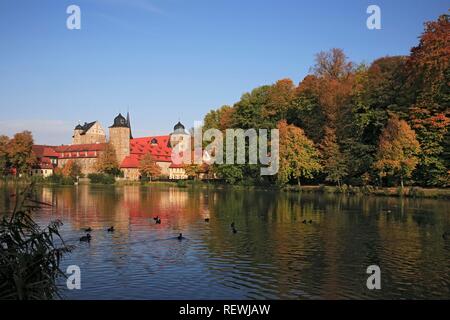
[1,185,449,300]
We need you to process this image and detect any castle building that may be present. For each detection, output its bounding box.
[30,145,59,178]
[109,113,131,165]
[31,113,210,180]
[72,121,106,145]
[55,143,107,175]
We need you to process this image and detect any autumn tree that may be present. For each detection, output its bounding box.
[320,128,348,187]
[288,75,325,143]
[404,14,450,186]
[409,107,450,186]
[200,15,449,188]
[7,131,36,176]
[406,14,449,111]
[312,48,354,80]
[139,153,161,180]
[59,160,82,178]
[374,115,421,187]
[277,120,322,186]
[263,78,296,121]
[0,135,10,176]
[203,105,234,132]
[96,143,120,176]
[184,164,200,180]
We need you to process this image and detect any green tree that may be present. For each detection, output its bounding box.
[232,85,273,129]
[213,164,245,185]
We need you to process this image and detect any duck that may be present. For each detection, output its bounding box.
[230,222,237,234]
[302,220,307,224]
[84,227,92,232]
[309,220,313,224]
[107,226,115,232]
[155,218,161,224]
[80,234,91,242]
[443,232,450,240]
[177,233,184,241]
[205,218,210,223]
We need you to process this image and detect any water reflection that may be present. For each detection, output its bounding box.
[0,185,449,299]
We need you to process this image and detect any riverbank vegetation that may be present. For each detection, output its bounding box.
[0,184,72,299]
[203,14,449,189]
[0,15,448,192]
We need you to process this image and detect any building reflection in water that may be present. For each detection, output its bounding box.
[0,185,448,299]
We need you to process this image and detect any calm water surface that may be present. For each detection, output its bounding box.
[1,185,449,299]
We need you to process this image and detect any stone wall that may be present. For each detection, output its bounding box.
[72,122,107,145]
[109,127,130,165]
[59,158,99,176]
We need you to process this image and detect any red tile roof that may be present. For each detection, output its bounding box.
[121,154,139,168]
[169,163,185,169]
[120,136,173,168]
[54,143,107,153]
[32,145,59,158]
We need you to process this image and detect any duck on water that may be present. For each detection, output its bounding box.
[80,234,91,242]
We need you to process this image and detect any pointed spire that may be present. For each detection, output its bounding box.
[127,111,133,139]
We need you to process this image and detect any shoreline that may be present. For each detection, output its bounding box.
[1,178,449,199]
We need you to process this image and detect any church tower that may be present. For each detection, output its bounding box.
[109,113,131,165]
[72,124,83,145]
[170,121,190,151]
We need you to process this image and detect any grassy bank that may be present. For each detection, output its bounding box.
[282,184,450,199]
[2,177,449,199]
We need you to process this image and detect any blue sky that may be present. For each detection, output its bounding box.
[0,0,448,145]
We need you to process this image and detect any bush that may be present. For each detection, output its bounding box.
[362,185,375,194]
[0,184,72,299]
[348,186,361,195]
[88,173,116,184]
[177,180,187,188]
[45,174,75,185]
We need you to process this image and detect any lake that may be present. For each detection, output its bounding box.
[1,185,449,299]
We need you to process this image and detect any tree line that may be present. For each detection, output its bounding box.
[0,133,162,183]
[202,14,449,188]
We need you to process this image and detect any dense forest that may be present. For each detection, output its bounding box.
[202,14,449,188]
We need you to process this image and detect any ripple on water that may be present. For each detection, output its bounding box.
[1,185,449,299]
